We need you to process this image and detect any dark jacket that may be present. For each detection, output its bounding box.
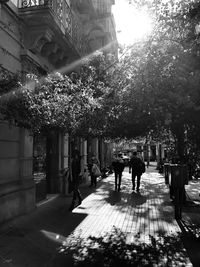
[112,157,125,173]
[72,157,81,184]
[129,156,145,175]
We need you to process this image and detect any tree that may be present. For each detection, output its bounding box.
[104,0,200,162]
[0,72,99,135]
[70,52,127,138]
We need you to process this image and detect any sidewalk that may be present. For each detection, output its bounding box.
[0,165,200,267]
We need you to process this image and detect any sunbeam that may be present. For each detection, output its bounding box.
[0,40,117,101]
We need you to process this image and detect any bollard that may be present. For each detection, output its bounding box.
[168,164,188,220]
[173,187,185,220]
[164,163,170,185]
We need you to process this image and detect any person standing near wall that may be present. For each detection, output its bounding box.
[69,149,82,211]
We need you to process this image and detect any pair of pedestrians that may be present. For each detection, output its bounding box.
[112,151,145,192]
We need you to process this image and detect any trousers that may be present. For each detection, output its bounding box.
[132,172,142,190]
[114,171,122,191]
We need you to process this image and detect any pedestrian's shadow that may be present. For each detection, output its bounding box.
[129,191,147,207]
[106,191,122,205]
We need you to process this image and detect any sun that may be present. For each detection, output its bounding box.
[112,1,153,45]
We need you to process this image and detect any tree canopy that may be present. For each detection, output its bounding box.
[0,72,99,135]
[1,0,200,160]
[104,0,200,159]
[0,54,120,137]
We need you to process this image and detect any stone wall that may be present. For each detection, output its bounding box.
[0,121,35,224]
[0,2,21,73]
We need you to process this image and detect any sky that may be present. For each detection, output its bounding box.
[112,0,153,45]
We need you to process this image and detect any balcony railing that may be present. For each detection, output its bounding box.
[72,13,87,55]
[19,0,86,56]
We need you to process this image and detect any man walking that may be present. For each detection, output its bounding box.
[112,153,125,191]
[129,151,145,192]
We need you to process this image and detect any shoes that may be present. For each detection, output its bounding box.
[136,188,140,192]
[118,187,121,192]
[132,187,135,191]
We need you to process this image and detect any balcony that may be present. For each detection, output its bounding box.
[18,0,86,69]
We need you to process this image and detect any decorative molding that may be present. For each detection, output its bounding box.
[25,29,54,54]
[0,19,15,34]
[0,45,21,62]
[41,42,58,57]
[0,20,22,46]
[20,49,49,73]
[21,54,47,76]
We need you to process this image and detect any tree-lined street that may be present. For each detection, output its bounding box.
[2,1,200,165]
[1,0,200,266]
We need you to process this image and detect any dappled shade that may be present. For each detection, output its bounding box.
[59,227,189,267]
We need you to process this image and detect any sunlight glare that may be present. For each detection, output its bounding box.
[112,1,153,45]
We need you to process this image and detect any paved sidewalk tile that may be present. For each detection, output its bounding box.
[69,168,180,241]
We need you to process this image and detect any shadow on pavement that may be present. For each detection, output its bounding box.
[56,227,191,267]
[0,195,89,267]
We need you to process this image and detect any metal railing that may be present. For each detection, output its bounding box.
[19,0,86,55]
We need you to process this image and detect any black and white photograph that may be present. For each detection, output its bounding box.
[0,0,200,266]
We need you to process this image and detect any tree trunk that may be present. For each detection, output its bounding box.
[171,123,185,162]
[176,132,185,161]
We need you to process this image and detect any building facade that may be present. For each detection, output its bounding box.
[0,0,117,224]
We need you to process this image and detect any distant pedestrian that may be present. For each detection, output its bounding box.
[129,151,145,192]
[112,153,125,191]
[69,150,82,211]
[91,159,101,187]
[146,160,150,168]
[89,156,100,187]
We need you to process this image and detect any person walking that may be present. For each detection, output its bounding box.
[69,149,82,211]
[129,151,145,192]
[91,159,101,187]
[112,153,125,192]
[88,156,100,188]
